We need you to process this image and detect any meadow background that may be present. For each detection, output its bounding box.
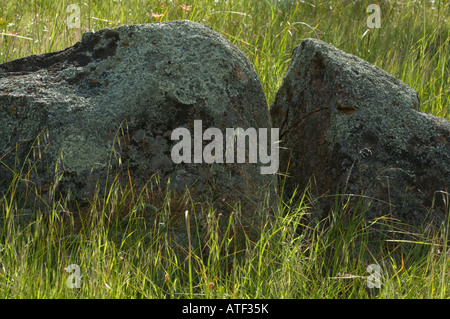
[0,0,449,298]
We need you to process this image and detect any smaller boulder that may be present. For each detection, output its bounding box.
[271,38,450,232]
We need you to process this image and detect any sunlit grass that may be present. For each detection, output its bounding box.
[1,0,448,115]
[2,171,450,298]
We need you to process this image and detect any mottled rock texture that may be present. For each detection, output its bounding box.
[271,38,450,232]
[0,21,277,238]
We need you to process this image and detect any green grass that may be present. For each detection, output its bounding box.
[1,0,450,298]
[2,174,450,298]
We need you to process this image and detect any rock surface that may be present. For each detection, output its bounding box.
[0,21,277,236]
[271,38,450,231]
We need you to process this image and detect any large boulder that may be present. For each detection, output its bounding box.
[0,21,277,235]
[271,38,450,232]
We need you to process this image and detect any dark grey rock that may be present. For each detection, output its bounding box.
[0,21,277,239]
[271,38,450,232]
